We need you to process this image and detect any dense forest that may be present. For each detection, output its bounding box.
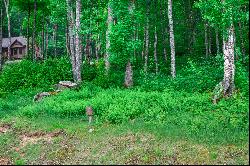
[0,0,249,165]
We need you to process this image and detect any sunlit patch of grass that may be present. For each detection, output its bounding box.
[0,115,248,165]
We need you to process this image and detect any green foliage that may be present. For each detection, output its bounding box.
[195,0,248,36]
[137,57,224,93]
[0,57,72,92]
[17,83,248,134]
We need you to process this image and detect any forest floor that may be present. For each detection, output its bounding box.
[0,90,249,165]
[0,116,249,165]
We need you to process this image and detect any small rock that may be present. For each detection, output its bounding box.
[33,90,62,102]
[88,128,94,133]
[59,81,78,88]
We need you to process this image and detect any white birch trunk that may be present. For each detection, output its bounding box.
[153,26,159,74]
[105,3,112,73]
[223,25,235,96]
[66,0,77,81]
[168,0,176,78]
[75,0,82,83]
[144,6,149,73]
[3,0,11,60]
[32,0,37,60]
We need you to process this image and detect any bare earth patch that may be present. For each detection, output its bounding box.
[0,157,11,165]
[19,130,64,148]
[0,124,11,134]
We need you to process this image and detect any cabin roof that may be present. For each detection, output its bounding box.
[2,36,27,48]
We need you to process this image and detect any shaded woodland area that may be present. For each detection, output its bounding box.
[0,0,249,165]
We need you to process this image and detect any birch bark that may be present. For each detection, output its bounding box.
[168,0,176,78]
[105,3,112,73]
[144,2,149,73]
[223,25,235,96]
[66,0,77,81]
[75,0,82,82]
[3,0,11,60]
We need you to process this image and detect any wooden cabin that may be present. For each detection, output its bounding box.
[2,36,27,60]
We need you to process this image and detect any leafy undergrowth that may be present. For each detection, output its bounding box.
[0,56,249,164]
[14,84,248,139]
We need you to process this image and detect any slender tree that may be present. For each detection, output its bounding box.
[53,24,58,57]
[66,0,76,81]
[41,11,45,59]
[222,25,235,96]
[105,2,112,73]
[208,26,212,55]
[168,0,176,78]
[45,19,49,59]
[153,26,159,74]
[144,0,150,73]
[27,5,31,58]
[153,0,159,74]
[3,0,11,60]
[75,0,82,82]
[32,0,37,60]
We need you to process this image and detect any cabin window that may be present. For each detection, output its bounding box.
[14,48,18,55]
[19,48,22,54]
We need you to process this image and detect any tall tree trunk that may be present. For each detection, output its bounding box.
[160,0,167,63]
[53,24,58,57]
[32,0,37,61]
[41,12,45,59]
[105,3,112,73]
[66,0,77,81]
[208,26,212,55]
[215,27,220,55]
[27,6,31,58]
[124,60,133,88]
[65,18,70,57]
[153,26,159,74]
[75,0,82,82]
[0,8,2,70]
[141,26,146,60]
[188,0,195,54]
[204,21,209,58]
[223,25,235,97]
[124,0,135,88]
[168,0,176,78]
[45,20,49,59]
[3,0,11,60]
[144,2,149,73]
[153,1,159,74]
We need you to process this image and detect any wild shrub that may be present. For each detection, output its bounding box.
[18,85,249,133]
[0,57,72,92]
